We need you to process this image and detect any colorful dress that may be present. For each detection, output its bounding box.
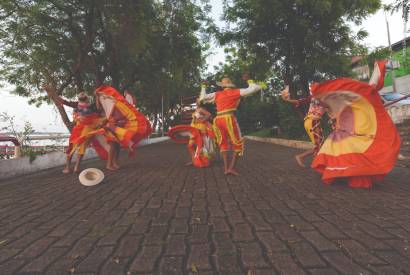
[200,83,262,156]
[311,61,401,188]
[189,109,215,166]
[167,109,215,168]
[94,85,152,154]
[62,100,109,160]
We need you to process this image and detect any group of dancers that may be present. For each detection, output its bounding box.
[44,85,151,173]
[48,59,401,189]
[169,60,400,189]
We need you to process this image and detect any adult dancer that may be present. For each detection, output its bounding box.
[94,85,152,170]
[311,61,400,188]
[199,77,263,175]
[281,85,326,167]
[44,86,108,173]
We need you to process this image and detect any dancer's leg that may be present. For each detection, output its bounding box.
[295,148,315,168]
[113,143,120,169]
[62,154,73,174]
[73,154,84,173]
[106,142,118,170]
[228,152,240,176]
[221,151,229,174]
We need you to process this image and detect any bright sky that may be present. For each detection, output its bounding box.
[0,0,405,133]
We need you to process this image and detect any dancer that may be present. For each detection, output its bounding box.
[168,98,215,168]
[186,100,215,166]
[311,61,401,188]
[281,85,326,167]
[199,76,263,175]
[44,86,109,173]
[94,85,152,170]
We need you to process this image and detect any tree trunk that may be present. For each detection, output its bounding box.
[47,86,73,132]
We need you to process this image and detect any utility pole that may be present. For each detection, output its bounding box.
[161,93,164,136]
[386,14,398,92]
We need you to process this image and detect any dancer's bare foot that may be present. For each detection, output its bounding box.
[73,166,80,173]
[106,165,119,171]
[228,169,240,176]
[62,167,71,174]
[185,161,193,166]
[295,155,306,168]
[224,168,229,175]
[113,163,120,169]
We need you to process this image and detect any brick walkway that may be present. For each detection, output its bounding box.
[1,141,410,275]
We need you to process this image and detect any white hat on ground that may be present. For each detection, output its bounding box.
[79,168,105,186]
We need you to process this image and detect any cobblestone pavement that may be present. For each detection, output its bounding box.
[1,141,410,275]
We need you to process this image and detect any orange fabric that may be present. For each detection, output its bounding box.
[214,114,243,154]
[167,125,211,168]
[95,85,152,152]
[311,72,400,188]
[67,113,109,160]
[215,89,241,113]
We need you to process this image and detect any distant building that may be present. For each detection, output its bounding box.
[351,56,370,80]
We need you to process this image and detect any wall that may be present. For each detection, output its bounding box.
[387,104,410,124]
[0,137,169,180]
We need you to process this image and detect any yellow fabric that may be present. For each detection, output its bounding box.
[304,117,315,144]
[319,97,377,157]
[106,102,139,143]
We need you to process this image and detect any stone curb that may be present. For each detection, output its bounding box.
[0,136,169,180]
[245,135,313,150]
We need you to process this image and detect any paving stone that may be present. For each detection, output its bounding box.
[159,256,184,275]
[2,141,410,274]
[338,239,386,265]
[268,253,306,275]
[256,231,288,254]
[113,234,142,258]
[71,246,114,273]
[238,242,270,269]
[128,245,162,273]
[165,234,187,256]
[186,244,212,271]
[322,251,371,275]
[300,231,338,252]
[291,241,326,268]
[233,223,254,242]
[18,247,68,273]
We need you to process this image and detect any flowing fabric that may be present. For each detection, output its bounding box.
[167,124,215,168]
[311,61,400,188]
[68,113,109,160]
[94,85,152,153]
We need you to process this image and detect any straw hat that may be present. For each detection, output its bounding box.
[79,168,105,186]
[216,77,236,88]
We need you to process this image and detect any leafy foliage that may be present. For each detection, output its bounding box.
[0,0,214,132]
[219,0,381,97]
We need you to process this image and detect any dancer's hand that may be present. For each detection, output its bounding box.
[256,81,268,90]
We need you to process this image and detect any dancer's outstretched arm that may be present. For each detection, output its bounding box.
[239,80,262,97]
[199,84,215,103]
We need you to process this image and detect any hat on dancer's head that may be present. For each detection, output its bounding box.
[216,77,236,88]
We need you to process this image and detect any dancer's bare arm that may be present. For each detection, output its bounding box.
[239,81,262,97]
[199,84,215,103]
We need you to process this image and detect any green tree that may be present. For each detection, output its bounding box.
[0,0,214,132]
[220,0,381,98]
